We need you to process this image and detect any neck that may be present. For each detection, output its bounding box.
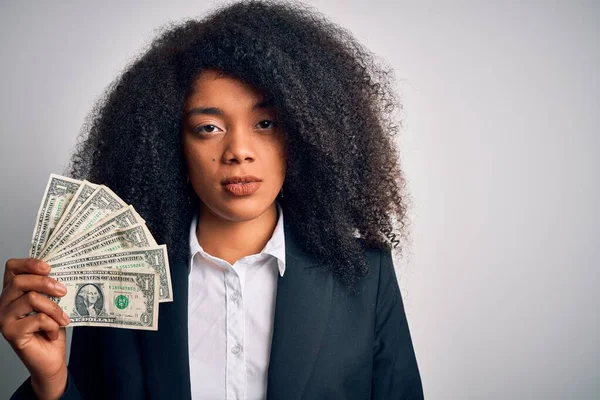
[196,202,279,265]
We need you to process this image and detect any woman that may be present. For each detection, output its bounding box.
[2,1,423,399]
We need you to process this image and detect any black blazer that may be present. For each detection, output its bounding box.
[12,219,424,399]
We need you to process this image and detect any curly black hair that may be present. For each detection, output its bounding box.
[68,0,412,294]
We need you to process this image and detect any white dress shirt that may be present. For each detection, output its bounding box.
[188,202,286,400]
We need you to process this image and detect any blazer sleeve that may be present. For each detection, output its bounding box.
[371,248,424,400]
[11,325,140,400]
[10,370,82,400]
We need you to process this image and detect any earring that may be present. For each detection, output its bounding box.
[185,175,192,205]
[279,187,284,199]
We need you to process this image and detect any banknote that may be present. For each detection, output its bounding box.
[39,186,128,259]
[43,205,145,260]
[49,268,159,330]
[29,174,82,258]
[45,223,156,264]
[46,181,98,244]
[29,173,172,330]
[50,245,173,302]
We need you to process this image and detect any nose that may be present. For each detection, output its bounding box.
[222,126,255,164]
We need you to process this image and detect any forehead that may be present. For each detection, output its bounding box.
[187,69,265,104]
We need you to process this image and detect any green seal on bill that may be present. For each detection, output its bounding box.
[114,294,129,309]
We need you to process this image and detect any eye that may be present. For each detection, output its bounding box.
[193,124,223,134]
[257,119,278,130]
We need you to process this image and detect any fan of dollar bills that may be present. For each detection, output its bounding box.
[28,174,173,331]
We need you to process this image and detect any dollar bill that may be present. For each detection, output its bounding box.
[28,174,173,331]
[45,223,156,263]
[39,186,128,259]
[49,268,159,330]
[50,245,173,303]
[46,180,98,245]
[42,205,145,260]
[29,174,82,258]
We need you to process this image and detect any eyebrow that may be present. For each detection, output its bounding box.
[184,99,274,119]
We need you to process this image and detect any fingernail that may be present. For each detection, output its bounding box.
[55,281,67,294]
[63,311,70,324]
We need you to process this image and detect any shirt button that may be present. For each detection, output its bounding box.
[230,292,241,306]
[231,344,242,355]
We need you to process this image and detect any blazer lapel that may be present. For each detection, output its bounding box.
[267,219,333,399]
[139,254,192,399]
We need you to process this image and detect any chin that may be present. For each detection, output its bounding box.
[207,196,275,222]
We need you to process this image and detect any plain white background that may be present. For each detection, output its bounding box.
[1,1,598,398]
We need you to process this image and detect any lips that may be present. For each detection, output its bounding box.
[221,175,263,185]
[221,175,263,196]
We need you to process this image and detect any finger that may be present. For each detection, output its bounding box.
[3,258,50,288]
[3,313,61,348]
[0,274,67,309]
[2,291,69,326]
[45,326,60,341]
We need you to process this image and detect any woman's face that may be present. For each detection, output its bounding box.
[182,69,286,222]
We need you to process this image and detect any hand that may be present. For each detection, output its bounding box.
[0,258,70,400]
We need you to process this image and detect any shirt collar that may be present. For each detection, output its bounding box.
[189,201,286,277]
